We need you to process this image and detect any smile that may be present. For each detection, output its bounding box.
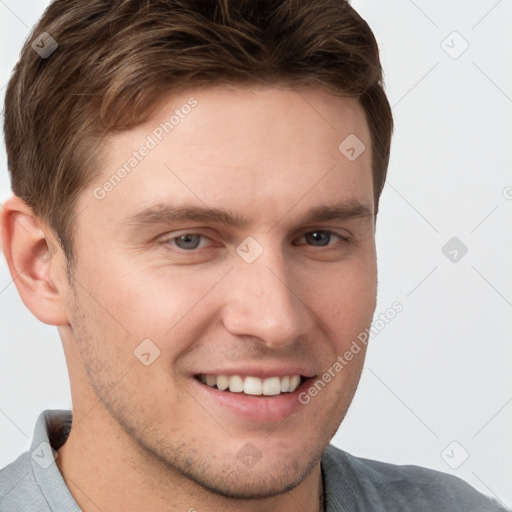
[196,374,304,396]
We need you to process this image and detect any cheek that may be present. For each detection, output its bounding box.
[80,261,226,363]
[308,258,377,332]
[324,264,375,394]
[84,256,187,327]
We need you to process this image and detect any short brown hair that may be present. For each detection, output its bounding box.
[4,0,393,270]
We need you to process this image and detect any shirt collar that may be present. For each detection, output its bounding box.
[30,409,80,511]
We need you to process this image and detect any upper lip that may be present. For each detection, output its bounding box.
[192,366,317,379]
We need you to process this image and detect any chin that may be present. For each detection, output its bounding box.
[141,433,323,501]
[175,452,318,500]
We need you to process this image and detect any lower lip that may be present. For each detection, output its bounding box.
[191,377,313,422]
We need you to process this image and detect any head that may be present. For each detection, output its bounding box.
[2,0,392,501]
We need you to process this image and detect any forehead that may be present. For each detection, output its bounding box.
[79,85,373,233]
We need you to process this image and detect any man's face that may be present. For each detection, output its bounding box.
[62,85,377,498]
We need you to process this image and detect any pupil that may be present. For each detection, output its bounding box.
[307,231,329,246]
[177,234,200,249]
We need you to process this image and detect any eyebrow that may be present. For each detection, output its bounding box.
[121,200,374,230]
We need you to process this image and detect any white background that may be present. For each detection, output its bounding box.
[1,0,511,508]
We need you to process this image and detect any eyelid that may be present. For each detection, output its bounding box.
[159,231,214,248]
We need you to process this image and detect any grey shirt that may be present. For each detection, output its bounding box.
[0,409,508,511]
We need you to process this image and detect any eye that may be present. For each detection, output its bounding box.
[296,230,349,247]
[163,233,212,251]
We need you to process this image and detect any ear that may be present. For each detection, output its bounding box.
[0,195,70,326]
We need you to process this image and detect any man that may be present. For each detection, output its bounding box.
[0,1,507,511]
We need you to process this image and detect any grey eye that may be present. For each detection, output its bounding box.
[174,234,203,250]
[304,231,334,247]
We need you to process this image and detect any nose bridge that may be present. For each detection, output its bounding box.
[221,240,312,347]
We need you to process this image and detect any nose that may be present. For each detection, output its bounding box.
[220,242,314,349]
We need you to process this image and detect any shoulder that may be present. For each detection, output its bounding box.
[322,444,508,511]
[0,409,77,512]
[0,452,48,512]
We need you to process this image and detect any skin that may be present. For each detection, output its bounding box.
[1,85,377,512]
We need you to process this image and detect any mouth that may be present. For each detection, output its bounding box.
[191,368,317,422]
[194,373,307,397]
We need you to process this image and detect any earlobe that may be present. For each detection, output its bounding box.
[0,195,70,326]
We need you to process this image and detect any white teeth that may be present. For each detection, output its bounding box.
[262,377,281,396]
[228,375,244,392]
[205,374,217,387]
[200,374,304,396]
[289,375,301,392]
[216,375,229,391]
[244,376,263,395]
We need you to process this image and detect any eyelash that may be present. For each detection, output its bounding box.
[159,230,350,253]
